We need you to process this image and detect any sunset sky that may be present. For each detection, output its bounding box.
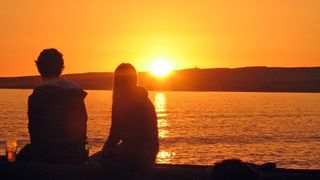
[0,0,319,77]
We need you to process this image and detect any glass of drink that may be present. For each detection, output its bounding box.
[6,140,17,162]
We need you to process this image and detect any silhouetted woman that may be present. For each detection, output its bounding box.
[101,63,159,170]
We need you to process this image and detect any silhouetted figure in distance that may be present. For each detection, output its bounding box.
[17,48,88,164]
[211,159,260,180]
[92,63,159,172]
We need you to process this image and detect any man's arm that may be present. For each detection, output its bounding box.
[28,93,44,145]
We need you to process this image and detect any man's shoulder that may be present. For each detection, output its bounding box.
[41,78,82,90]
[28,86,54,103]
[30,85,86,99]
[31,85,60,96]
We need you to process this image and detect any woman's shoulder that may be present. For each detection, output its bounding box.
[134,86,149,99]
[133,86,154,109]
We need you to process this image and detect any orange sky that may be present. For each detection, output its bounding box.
[0,0,319,77]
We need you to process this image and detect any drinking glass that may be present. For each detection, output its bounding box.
[6,140,17,162]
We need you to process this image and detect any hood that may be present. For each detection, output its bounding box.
[133,86,148,100]
[32,85,87,100]
[40,78,81,90]
[113,86,149,104]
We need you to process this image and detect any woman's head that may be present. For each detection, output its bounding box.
[113,63,137,92]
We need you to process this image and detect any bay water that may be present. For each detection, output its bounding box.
[0,89,319,168]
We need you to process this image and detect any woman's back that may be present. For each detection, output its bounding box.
[113,86,159,157]
[100,63,159,170]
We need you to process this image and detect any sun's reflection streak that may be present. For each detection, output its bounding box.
[154,93,169,139]
[157,150,176,164]
[155,93,167,113]
[159,129,169,138]
[154,92,176,163]
[157,119,168,128]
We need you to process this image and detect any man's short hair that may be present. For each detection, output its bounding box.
[36,48,64,77]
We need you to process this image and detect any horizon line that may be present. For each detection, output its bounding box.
[1,65,320,78]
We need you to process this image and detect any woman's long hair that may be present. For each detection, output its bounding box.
[113,63,137,100]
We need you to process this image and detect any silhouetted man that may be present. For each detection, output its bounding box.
[17,48,88,164]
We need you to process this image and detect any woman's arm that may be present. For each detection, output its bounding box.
[102,107,122,151]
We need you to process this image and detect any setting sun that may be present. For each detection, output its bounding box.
[150,60,172,77]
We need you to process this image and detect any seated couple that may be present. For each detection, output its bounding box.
[17,49,159,170]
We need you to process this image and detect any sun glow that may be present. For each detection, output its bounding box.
[150,60,172,77]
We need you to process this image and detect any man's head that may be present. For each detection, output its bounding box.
[36,48,64,78]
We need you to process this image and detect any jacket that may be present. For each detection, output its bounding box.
[28,79,88,164]
[104,86,159,163]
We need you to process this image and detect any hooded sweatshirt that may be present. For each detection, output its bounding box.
[28,78,88,164]
[104,86,159,164]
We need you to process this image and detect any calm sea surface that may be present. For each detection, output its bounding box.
[0,89,319,169]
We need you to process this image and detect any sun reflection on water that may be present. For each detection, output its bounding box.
[157,119,168,128]
[159,129,169,138]
[154,92,176,163]
[157,150,176,164]
[154,93,169,139]
[155,93,167,113]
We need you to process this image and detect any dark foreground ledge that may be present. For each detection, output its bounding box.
[0,160,319,180]
[1,161,210,180]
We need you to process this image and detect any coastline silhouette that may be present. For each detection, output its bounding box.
[1,67,320,92]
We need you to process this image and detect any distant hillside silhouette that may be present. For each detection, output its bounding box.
[1,67,320,92]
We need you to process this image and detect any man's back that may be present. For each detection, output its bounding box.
[28,82,88,164]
